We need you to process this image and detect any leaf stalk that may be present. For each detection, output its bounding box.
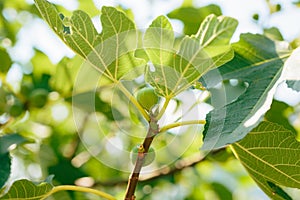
[160,120,206,133]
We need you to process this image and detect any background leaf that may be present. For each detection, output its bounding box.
[167,4,222,35]
[0,134,27,189]
[232,121,300,199]
[0,133,27,154]
[264,27,284,41]
[0,48,12,73]
[264,100,296,132]
[201,33,290,149]
[286,80,300,92]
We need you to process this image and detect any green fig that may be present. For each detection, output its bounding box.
[136,87,159,111]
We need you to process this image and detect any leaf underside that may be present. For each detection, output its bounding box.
[34,0,146,86]
[201,34,290,150]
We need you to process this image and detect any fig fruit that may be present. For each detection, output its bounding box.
[136,87,159,111]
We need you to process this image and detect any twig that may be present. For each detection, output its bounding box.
[41,185,116,200]
[124,112,159,200]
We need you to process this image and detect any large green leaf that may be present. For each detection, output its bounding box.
[201,33,290,150]
[144,15,237,97]
[0,178,53,200]
[232,121,300,200]
[167,4,222,35]
[34,0,145,84]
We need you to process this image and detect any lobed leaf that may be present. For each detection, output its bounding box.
[232,121,300,200]
[0,177,54,200]
[201,33,291,149]
[34,0,145,85]
[144,15,237,97]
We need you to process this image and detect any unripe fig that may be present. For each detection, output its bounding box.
[130,145,155,166]
[136,87,159,111]
[29,88,48,108]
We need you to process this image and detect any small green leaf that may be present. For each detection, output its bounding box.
[265,100,296,133]
[286,80,300,92]
[0,48,12,73]
[0,178,53,200]
[0,153,11,188]
[202,34,290,149]
[167,4,222,35]
[232,121,300,200]
[31,49,56,78]
[0,133,27,154]
[264,27,284,41]
[0,87,8,115]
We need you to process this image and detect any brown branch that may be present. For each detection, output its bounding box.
[140,147,226,183]
[124,112,159,200]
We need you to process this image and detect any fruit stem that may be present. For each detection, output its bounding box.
[41,185,116,200]
[159,120,206,133]
[117,82,150,121]
[124,112,159,200]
